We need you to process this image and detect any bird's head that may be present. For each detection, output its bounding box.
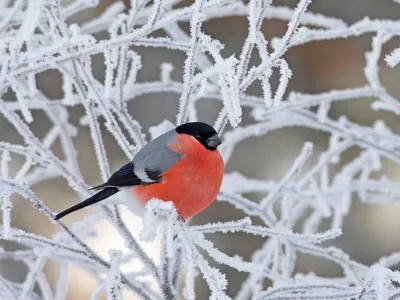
[176,122,222,151]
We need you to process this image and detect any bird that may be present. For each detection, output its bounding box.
[54,122,224,220]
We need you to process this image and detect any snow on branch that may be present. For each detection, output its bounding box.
[1,0,400,299]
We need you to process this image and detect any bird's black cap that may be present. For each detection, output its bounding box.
[176,122,221,150]
[176,122,217,137]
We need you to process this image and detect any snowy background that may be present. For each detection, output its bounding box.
[1,0,400,299]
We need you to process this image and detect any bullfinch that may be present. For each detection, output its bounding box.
[54,122,224,220]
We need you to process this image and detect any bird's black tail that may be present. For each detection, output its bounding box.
[54,187,119,220]
[90,183,108,191]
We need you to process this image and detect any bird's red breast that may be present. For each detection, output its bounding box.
[132,133,224,219]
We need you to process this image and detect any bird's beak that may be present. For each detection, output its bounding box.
[206,134,222,149]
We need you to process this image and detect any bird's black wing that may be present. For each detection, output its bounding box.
[107,163,143,186]
[92,131,182,190]
[92,163,162,190]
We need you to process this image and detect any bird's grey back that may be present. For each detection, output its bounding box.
[133,129,182,175]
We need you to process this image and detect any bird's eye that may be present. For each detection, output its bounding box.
[195,135,205,142]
